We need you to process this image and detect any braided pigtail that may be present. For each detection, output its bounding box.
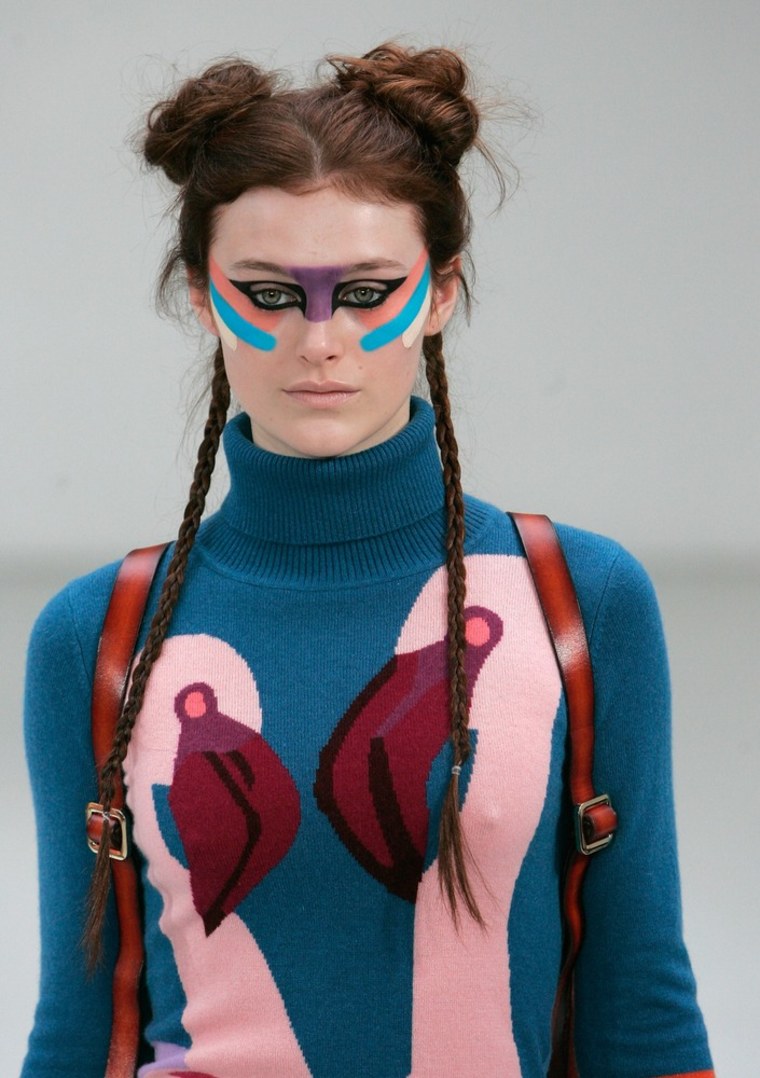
[424,333,484,928]
[332,44,500,925]
[87,41,513,960]
[84,344,230,967]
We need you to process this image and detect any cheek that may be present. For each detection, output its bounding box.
[358,260,432,353]
[222,349,294,426]
[210,291,287,353]
[362,339,423,393]
[221,317,304,390]
[208,266,288,352]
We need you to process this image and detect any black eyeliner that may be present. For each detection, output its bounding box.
[331,275,407,312]
[230,279,307,312]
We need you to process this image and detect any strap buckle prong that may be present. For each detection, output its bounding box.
[85,802,129,861]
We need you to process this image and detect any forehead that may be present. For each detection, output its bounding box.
[209,186,424,268]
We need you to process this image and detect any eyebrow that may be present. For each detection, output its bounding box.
[227,258,407,275]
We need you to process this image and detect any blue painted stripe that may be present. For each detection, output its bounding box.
[359,262,431,353]
[209,279,277,352]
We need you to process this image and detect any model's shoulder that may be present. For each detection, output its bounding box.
[553,520,653,592]
[553,522,663,649]
[465,497,632,572]
[553,520,636,575]
[24,560,125,729]
[464,500,657,627]
[29,559,124,660]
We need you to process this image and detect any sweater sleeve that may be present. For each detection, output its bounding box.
[572,546,714,1078]
[21,582,117,1077]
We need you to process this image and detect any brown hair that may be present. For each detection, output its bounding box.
[85,42,505,964]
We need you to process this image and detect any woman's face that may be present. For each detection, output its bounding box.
[190,186,458,458]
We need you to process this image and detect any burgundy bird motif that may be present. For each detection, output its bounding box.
[170,1072,218,1077]
[168,681,300,936]
[314,605,503,901]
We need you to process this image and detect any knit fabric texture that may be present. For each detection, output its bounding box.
[22,398,713,1077]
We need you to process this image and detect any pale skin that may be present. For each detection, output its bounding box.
[189,185,459,459]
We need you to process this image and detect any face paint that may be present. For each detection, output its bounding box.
[286,265,346,322]
[229,262,409,323]
[358,250,431,352]
[208,249,430,353]
[208,257,280,352]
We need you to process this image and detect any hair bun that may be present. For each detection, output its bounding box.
[328,43,479,167]
[143,60,277,186]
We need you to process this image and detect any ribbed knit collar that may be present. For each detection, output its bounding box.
[195,397,451,584]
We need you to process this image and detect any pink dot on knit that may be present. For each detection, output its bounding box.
[465,616,491,647]
[183,690,208,719]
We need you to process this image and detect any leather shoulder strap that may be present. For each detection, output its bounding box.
[90,542,168,1078]
[508,512,618,834]
[508,512,617,1078]
[508,512,596,805]
[92,544,170,772]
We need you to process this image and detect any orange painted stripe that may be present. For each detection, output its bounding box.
[208,257,284,331]
[355,248,428,329]
[656,1070,715,1078]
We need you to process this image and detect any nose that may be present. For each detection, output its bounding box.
[298,315,343,365]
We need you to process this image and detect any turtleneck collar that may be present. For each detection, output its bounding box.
[195,397,452,584]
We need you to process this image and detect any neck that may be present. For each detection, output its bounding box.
[195,396,450,585]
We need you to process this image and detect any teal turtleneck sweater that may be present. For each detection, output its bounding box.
[23,398,712,1078]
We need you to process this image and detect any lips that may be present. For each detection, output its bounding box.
[285,382,359,408]
[286,381,357,393]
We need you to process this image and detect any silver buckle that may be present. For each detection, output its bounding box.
[575,794,615,856]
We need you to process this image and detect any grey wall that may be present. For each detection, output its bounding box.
[2,2,758,1074]
[2,2,759,564]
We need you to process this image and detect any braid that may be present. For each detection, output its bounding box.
[83,344,230,967]
[424,333,484,927]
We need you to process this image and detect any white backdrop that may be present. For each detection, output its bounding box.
[2,1,758,564]
[2,2,758,1075]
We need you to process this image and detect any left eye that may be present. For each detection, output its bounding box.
[248,286,301,310]
[338,284,386,309]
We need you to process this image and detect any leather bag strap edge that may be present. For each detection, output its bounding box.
[508,511,617,1078]
[90,542,169,1078]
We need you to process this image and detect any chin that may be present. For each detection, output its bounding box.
[306,418,406,458]
[296,432,375,459]
[251,419,372,459]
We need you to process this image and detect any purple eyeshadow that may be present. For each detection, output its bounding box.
[286,264,347,323]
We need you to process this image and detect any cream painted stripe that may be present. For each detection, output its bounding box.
[401,284,432,348]
[210,292,238,351]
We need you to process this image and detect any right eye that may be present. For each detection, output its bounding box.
[246,285,302,310]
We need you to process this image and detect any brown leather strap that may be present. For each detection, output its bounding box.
[90,542,168,1078]
[509,512,617,1078]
